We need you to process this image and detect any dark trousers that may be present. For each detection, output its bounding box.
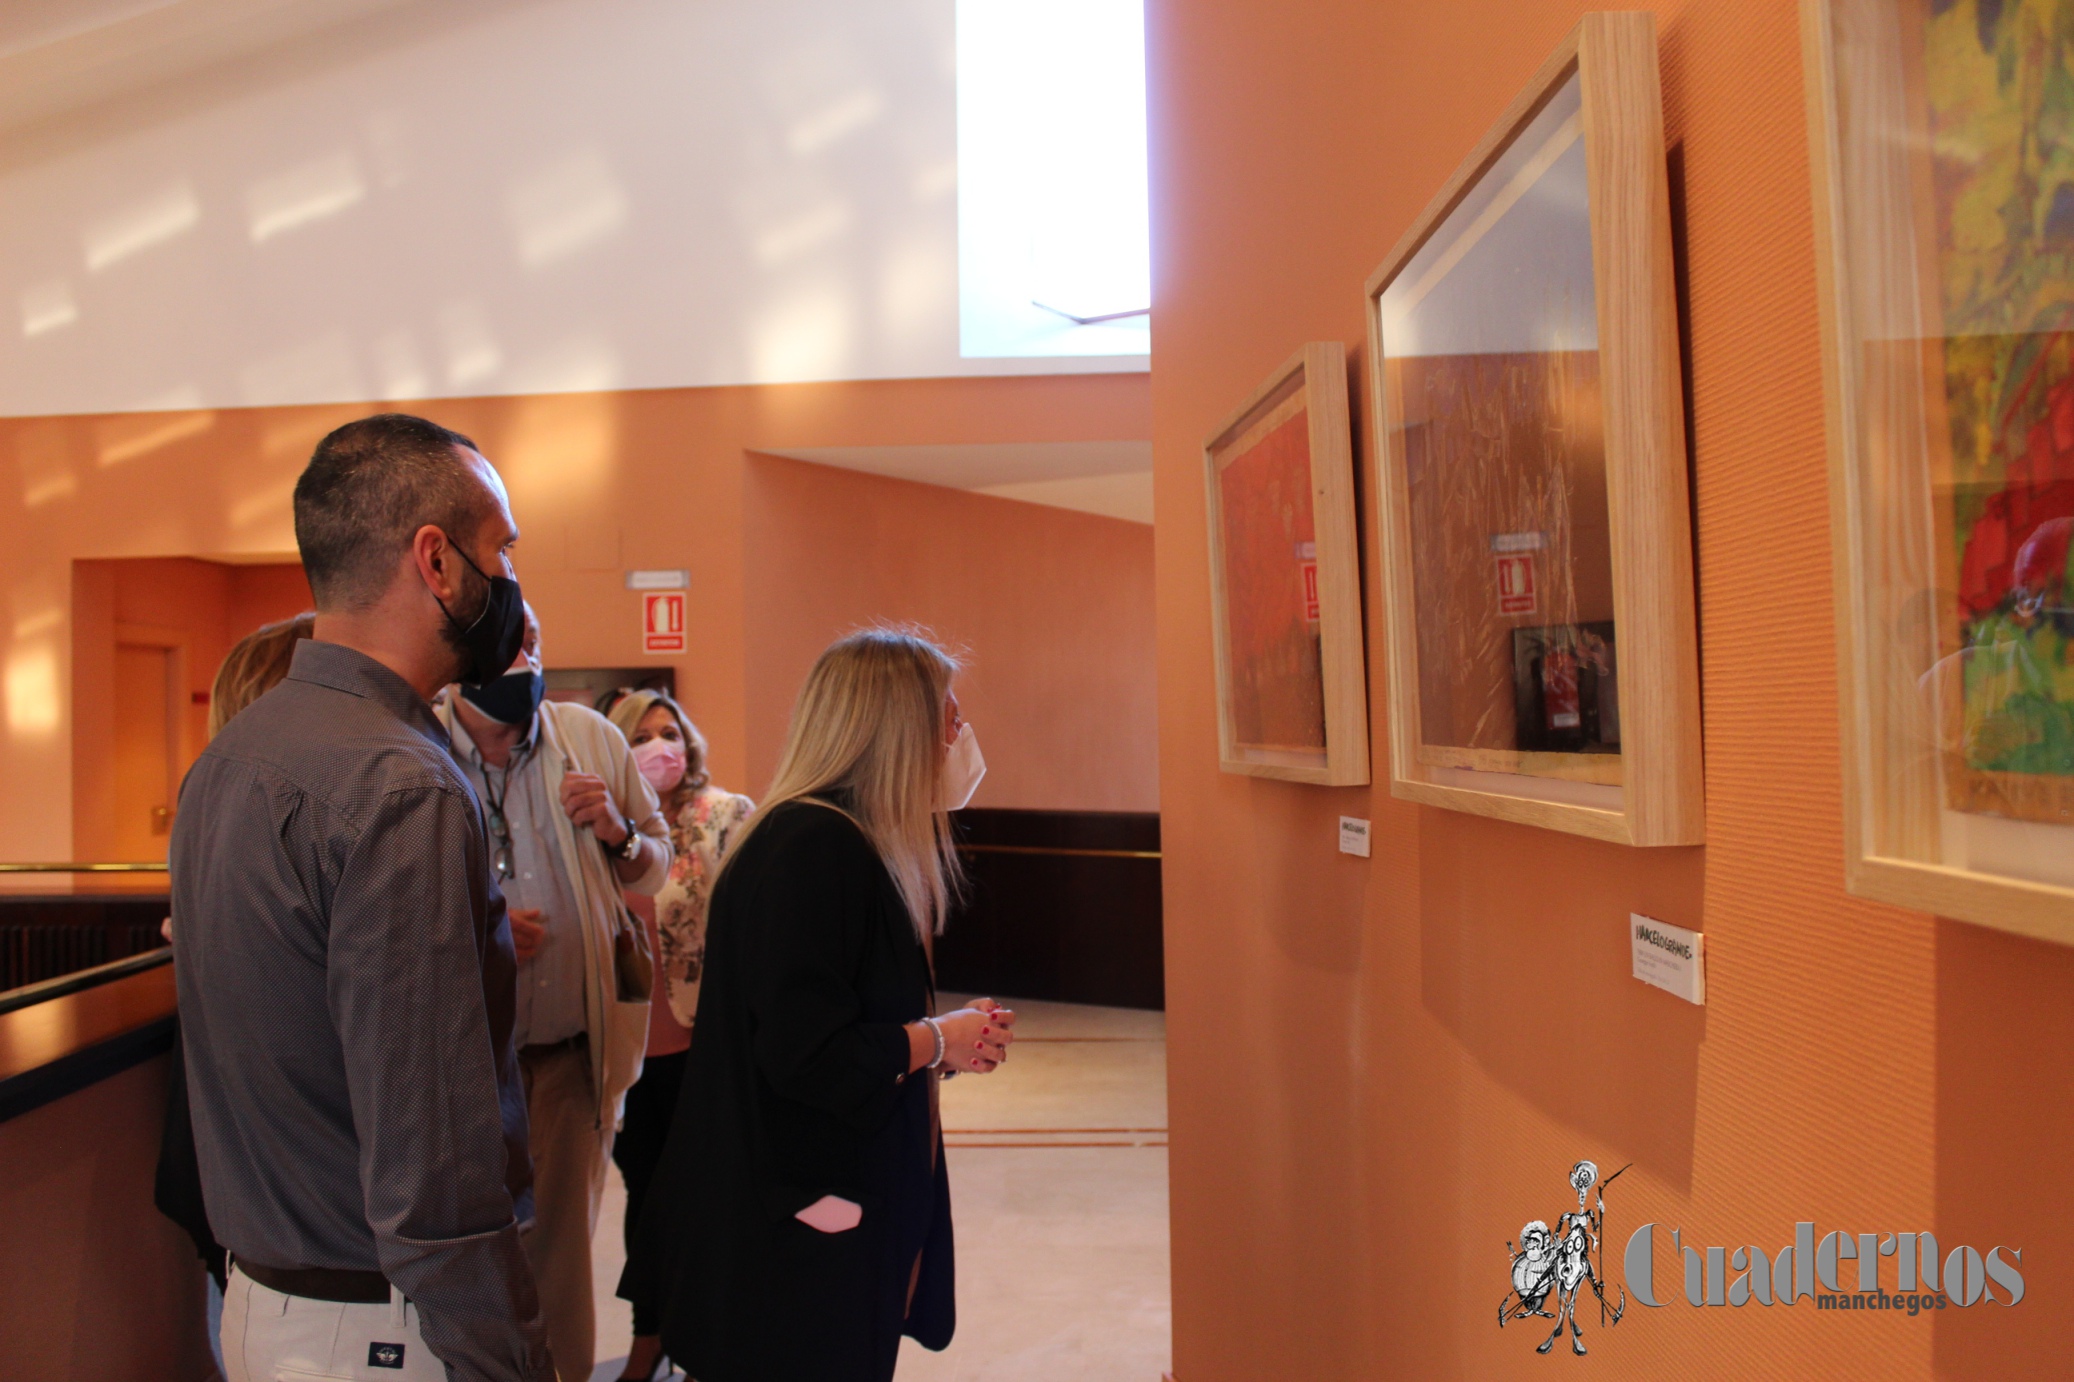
[611,1048,686,1337]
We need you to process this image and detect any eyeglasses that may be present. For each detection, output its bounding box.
[487,805,514,881]
[479,749,528,882]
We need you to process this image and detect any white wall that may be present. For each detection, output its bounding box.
[0,0,1144,419]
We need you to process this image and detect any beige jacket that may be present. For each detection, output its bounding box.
[438,696,672,1129]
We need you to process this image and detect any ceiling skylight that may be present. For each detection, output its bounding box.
[956,0,1150,360]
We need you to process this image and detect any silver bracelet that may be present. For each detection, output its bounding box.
[921,1016,946,1070]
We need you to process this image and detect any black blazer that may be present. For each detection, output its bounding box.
[622,798,954,1382]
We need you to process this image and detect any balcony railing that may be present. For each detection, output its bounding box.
[0,863,170,993]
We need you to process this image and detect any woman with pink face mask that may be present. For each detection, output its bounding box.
[603,688,753,1382]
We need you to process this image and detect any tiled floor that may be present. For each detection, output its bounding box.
[587,1158,638,1381]
[587,995,1171,1382]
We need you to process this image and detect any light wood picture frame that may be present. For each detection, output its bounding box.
[1362,12,1702,846]
[1803,0,2074,944]
[1203,341,1370,785]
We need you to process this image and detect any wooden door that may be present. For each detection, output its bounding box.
[111,643,176,862]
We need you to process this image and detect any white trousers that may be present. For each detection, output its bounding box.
[221,1264,445,1382]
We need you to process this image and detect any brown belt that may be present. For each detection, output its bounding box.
[236,1256,390,1304]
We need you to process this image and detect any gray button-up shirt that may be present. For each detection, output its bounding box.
[447,714,586,1048]
[171,640,552,1382]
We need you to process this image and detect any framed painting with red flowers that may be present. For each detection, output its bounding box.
[1807,0,2074,942]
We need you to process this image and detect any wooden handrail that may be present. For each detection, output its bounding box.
[0,862,169,873]
[0,949,172,1018]
[0,955,178,1123]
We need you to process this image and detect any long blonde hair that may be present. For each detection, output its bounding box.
[209,612,316,738]
[723,627,964,939]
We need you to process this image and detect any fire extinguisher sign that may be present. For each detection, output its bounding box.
[1495,552,1537,616]
[642,591,686,653]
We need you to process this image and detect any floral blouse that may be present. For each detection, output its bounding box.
[654,784,754,1029]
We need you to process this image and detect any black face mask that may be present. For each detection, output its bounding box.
[462,668,545,727]
[436,533,526,688]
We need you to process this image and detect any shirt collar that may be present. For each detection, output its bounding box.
[447,699,537,767]
[285,640,447,743]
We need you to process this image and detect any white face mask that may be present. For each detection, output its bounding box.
[941,721,986,811]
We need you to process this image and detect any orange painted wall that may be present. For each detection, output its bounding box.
[225,564,317,645]
[742,452,1158,809]
[1149,3,2069,1381]
[0,373,1148,877]
[0,1057,217,1380]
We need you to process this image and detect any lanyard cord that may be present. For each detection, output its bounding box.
[478,743,532,872]
[481,741,532,816]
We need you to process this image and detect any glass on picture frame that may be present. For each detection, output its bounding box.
[1365,13,1701,846]
[1807,0,2074,941]
[1380,66,1622,802]
[1202,342,1369,786]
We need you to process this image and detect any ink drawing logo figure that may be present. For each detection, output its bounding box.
[1501,1159,1628,1355]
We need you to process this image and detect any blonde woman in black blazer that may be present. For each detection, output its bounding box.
[622,628,1012,1382]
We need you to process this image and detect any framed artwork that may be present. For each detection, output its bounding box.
[1203,341,1370,784]
[1363,12,1703,845]
[1805,0,2074,942]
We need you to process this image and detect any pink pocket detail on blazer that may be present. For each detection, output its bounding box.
[795,1195,863,1233]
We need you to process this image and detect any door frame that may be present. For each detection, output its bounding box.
[112,623,189,845]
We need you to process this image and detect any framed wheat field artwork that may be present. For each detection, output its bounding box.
[1203,341,1369,785]
[1363,12,1702,846]
[1805,0,2074,943]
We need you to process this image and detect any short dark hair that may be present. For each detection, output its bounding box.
[293,414,490,611]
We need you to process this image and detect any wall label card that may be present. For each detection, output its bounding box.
[625,568,689,590]
[1630,913,1704,1005]
[1338,816,1371,857]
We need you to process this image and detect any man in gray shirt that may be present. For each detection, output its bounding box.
[173,414,554,1381]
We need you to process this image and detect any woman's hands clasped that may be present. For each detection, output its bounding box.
[934,997,1016,1074]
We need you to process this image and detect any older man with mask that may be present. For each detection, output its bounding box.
[174,414,552,1381]
[438,603,670,1381]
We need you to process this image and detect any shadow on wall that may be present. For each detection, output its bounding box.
[1418,810,1707,1194]
[1935,920,2073,1377]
